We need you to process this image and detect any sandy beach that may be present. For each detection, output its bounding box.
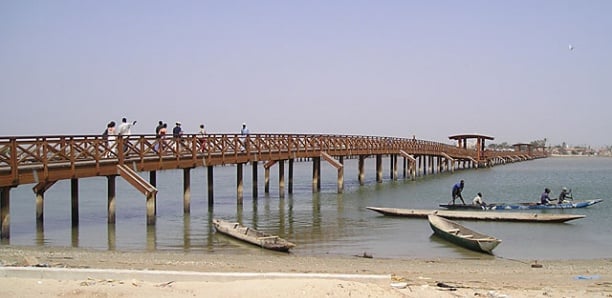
[0,246,610,297]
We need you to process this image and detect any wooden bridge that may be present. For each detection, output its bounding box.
[0,133,546,239]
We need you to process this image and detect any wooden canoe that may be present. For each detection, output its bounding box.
[428,214,501,254]
[212,219,296,252]
[366,207,585,223]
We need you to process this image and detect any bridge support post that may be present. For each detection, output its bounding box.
[32,181,56,230]
[264,166,270,194]
[149,171,157,215]
[338,156,344,193]
[149,171,157,187]
[146,194,155,225]
[422,156,427,176]
[263,160,276,195]
[312,157,320,192]
[398,151,416,181]
[392,155,398,180]
[321,152,344,193]
[184,168,191,213]
[376,155,382,183]
[252,161,258,198]
[1,187,10,239]
[278,160,285,198]
[207,166,214,207]
[71,178,79,227]
[389,155,394,180]
[237,163,243,204]
[117,165,157,225]
[107,175,116,224]
[35,190,44,227]
[358,156,365,185]
[288,159,294,194]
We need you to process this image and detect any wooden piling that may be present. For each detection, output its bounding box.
[207,166,214,206]
[252,161,258,198]
[264,166,270,194]
[71,178,79,227]
[184,168,191,213]
[358,155,365,185]
[1,187,9,239]
[288,159,294,194]
[279,160,285,198]
[107,175,116,224]
[237,163,243,204]
[376,155,382,183]
[312,157,320,192]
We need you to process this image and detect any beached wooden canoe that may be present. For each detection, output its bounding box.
[212,219,296,252]
[366,207,585,223]
[439,199,603,210]
[428,214,501,254]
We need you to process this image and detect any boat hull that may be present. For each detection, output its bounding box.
[366,207,585,223]
[212,219,296,252]
[428,214,501,254]
[439,199,603,210]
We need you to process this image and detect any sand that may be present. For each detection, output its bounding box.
[1,246,611,297]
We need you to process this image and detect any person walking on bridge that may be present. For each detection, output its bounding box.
[240,123,249,151]
[117,117,136,153]
[117,117,136,136]
[449,180,466,205]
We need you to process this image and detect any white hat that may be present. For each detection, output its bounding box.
[242,122,246,126]
[176,121,181,125]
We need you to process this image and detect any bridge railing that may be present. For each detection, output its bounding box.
[1,134,490,186]
[0,134,482,166]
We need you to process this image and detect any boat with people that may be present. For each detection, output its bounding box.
[212,218,296,252]
[439,198,603,210]
[428,214,501,254]
[366,207,585,223]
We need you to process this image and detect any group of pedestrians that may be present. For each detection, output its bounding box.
[104,119,250,154]
[102,118,137,156]
[103,118,137,137]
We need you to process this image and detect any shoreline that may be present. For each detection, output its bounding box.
[1,245,611,297]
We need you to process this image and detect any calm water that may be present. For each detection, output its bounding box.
[4,157,612,260]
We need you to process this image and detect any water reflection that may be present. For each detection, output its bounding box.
[71,226,78,247]
[108,224,116,250]
[146,225,156,251]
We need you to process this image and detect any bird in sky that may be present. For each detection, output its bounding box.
[569,44,574,51]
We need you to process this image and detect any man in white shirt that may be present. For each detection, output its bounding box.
[117,117,137,136]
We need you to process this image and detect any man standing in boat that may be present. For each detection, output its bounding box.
[449,180,466,205]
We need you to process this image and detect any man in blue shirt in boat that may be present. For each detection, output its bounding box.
[449,180,466,205]
[540,188,553,205]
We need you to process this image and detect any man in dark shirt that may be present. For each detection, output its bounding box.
[172,122,183,138]
[540,188,553,205]
[449,180,465,205]
[558,187,571,203]
[155,121,163,137]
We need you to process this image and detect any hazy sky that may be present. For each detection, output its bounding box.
[1,1,610,147]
